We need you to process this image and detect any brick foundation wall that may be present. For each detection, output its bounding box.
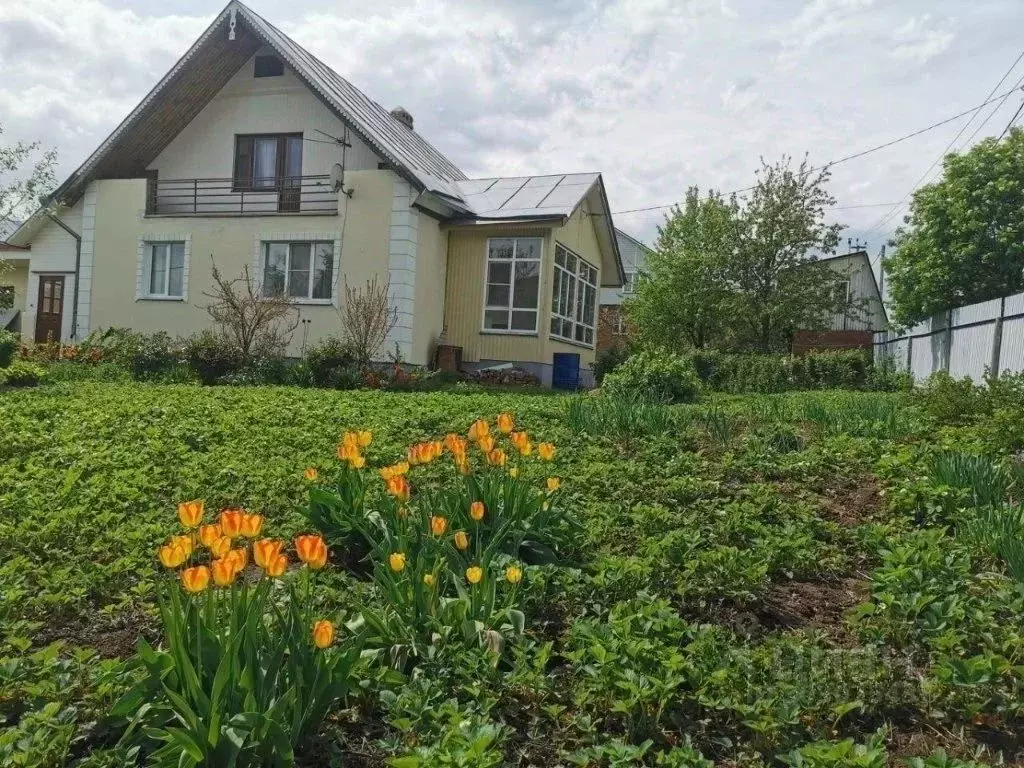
[598,305,631,352]
[792,330,873,356]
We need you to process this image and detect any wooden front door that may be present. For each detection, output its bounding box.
[34,276,65,343]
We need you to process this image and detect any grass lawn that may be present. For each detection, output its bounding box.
[1,382,1022,766]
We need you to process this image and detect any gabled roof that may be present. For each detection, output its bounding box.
[44,0,466,207]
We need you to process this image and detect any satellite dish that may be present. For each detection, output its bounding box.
[329,163,344,191]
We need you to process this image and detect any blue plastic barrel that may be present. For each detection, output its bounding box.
[551,352,580,390]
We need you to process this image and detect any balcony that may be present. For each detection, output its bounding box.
[145,175,338,216]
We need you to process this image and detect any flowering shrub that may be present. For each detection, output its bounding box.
[304,417,572,661]
[112,502,363,765]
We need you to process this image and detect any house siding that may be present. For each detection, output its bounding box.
[824,254,887,331]
[21,199,84,343]
[86,170,407,360]
[1,259,29,332]
[413,212,448,367]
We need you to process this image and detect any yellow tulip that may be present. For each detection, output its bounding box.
[537,442,556,461]
[357,430,373,447]
[304,467,318,481]
[295,534,328,569]
[177,500,204,528]
[496,413,514,433]
[240,513,263,538]
[219,509,244,538]
[430,515,448,536]
[351,455,366,469]
[470,501,485,522]
[454,531,469,551]
[478,435,495,454]
[209,536,232,558]
[211,557,239,587]
[180,565,210,593]
[198,523,222,549]
[227,547,249,573]
[546,477,560,492]
[505,564,523,584]
[170,534,194,557]
[312,619,334,649]
[389,552,407,572]
[423,573,436,587]
[468,419,489,442]
[265,553,288,578]
[509,467,519,478]
[253,538,283,569]
[466,565,483,585]
[158,542,188,569]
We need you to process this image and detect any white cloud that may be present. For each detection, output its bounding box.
[0,0,1020,254]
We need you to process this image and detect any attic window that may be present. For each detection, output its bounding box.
[254,55,284,78]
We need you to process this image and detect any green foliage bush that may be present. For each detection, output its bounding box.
[592,343,632,385]
[0,360,45,387]
[182,329,243,384]
[0,329,16,368]
[304,335,360,388]
[602,350,701,403]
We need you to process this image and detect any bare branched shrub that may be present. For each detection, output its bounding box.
[341,275,398,363]
[203,261,299,359]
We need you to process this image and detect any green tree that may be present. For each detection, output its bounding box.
[886,127,1024,328]
[627,187,740,349]
[0,124,57,309]
[728,156,846,351]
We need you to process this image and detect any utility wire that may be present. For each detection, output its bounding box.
[610,83,1023,217]
[997,98,1024,140]
[958,72,1024,149]
[864,48,1024,237]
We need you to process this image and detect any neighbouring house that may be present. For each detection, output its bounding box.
[597,228,651,351]
[2,1,623,386]
[595,234,888,354]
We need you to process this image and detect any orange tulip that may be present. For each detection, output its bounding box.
[337,442,359,463]
[212,557,239,587]
[386,475,411,502]
[470,501,485,522]
[454,530,469,551]
[240,513,263,538]
[455,458,470,476]
[511,431,532,455]
[253,538,283,569]
[430,440,444,459]
[468,419,489,442]
[198,524,222,549]
[430,515,448,536]
[209,536,232,558]
[445,433,468,457]
[389,552,407,572]
[227,547,249,572]
[219,509,244,538]
[478,435,495,454]
[487,448,507,467]
[357,430,373,447]
[158,541,188,569]
[170,534,194,557]
[341,431,359,450]
[295,534,328,569]
[496,412,514,433]
[265,553,288,578]
[547,477,561,492]
[177,500,204,528]
[304,467,319,481]
[537,442,556,461]
[312,619,335,649]
[466,565,483,585]
[180,565,210,593]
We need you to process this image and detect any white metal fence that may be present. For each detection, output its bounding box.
[873,291,1024,382]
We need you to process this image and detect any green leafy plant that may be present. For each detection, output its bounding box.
[0,360,45,387]
[602,349,701,404]
[0,328,16,368]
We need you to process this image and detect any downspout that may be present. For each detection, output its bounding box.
[45,213,82,339]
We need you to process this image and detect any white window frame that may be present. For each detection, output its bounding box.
[260,240,335,303]
[614,311,628,336]
[481,237,543,335]
[551,242,598,348]
[622,271,636,294]
[137,237,190,302]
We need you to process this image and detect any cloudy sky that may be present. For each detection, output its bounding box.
[2,0,1022,263]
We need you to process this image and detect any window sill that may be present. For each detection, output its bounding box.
[479,330,538,337]
[137,295,186,302]
[289,298,335,306]
[550,334,596,351]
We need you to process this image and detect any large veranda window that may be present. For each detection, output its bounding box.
[483,237,542,333]
[262,241,334,301]
[551,243,597,346]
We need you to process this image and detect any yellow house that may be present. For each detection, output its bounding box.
[2,1,622,387]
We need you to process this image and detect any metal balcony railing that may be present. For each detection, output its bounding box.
[145,175,338,216]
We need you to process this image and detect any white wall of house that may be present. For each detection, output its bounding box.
[21,198,85,343]
[601,230,649,305]
[147,47,381,184]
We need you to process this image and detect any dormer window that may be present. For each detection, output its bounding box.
[254,55,284,78]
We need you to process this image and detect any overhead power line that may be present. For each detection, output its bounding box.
[998,98,1024,140]
[609,83,1024,217]
[864,47,1024,237]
